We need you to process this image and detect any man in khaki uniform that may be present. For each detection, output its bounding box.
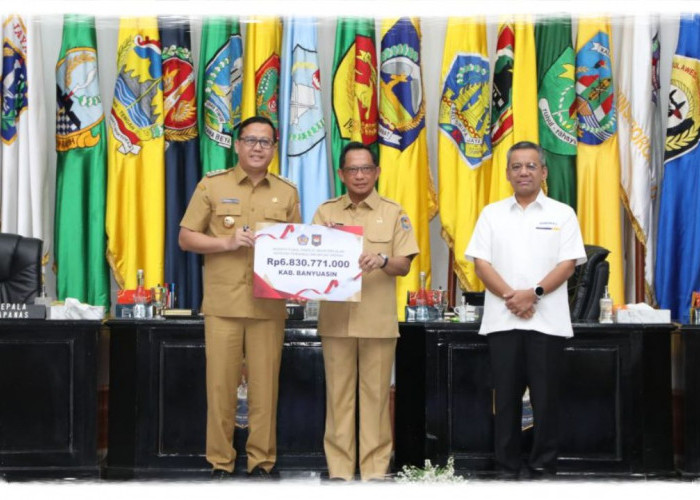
[179,116,300,478]
[313,142,419,481]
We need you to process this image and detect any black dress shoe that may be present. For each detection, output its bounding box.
[525,467,557,480]
[494,467,520,480]
[211,468,233,480]
[247,466,280,480]
[320,472,351,482]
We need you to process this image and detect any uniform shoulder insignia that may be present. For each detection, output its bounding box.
[205,168,230,178]
[270,172,298,189]
[320,195,343,205]
[379,195,401,208]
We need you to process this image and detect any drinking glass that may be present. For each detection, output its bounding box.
[434,289,447,321]
[151,286,164,318]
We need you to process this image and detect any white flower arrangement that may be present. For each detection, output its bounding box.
[395,456,465,483]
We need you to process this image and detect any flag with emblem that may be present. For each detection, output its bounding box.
[242,16,281,175]
[330,17,379,196]
[575,17,624,304]
[197,17,242,175]
[1,15,50,259]
[656,15,700,321]
[438,17,491,292]
[279,17,330,223]
[535,16,577,209]
[54,14,110,307]
[160,16,202,310]
[106,17,165,289]
[487,16,539,204]
[617,15,661,304]
[378,18,438,320]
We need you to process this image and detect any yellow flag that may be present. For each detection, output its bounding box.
[242,16,281,174]
[513,17,539,145]
[488,17,539,204]
[438,18,491,292]
[378,18,438,320]
[106,17,165,289]
[575,17,624,303]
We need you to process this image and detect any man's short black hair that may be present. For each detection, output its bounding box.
[506,141,547,167]
[237,116,277,140]
[339,141,378,169]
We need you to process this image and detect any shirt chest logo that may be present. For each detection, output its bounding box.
[535,221,559,231]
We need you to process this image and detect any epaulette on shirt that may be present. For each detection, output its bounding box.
[269,172,298,190]
[319,195,344,206]
[378,195,401,208]
[205,168,230,178]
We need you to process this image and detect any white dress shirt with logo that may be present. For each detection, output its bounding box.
[465,190,587,338]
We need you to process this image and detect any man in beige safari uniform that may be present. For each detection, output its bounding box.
[313,142,419,481]
[179,116,300,479]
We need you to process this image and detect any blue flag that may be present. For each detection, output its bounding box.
[279,17,331,222]
[159,17,202,310]
[656,14,700,321]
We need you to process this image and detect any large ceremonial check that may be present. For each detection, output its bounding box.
[253,223,363,301]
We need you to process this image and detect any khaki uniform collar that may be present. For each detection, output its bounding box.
[341,189,381,210]
[233,165,271,186]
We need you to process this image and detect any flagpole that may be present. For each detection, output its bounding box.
[447,249,457,309]
[635,239,645,303]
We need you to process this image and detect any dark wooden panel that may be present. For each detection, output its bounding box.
[0,339,73,452]
[446,342,493,455]
[276,333,326,469]
[277,340,326,456]
[140,322,209,471]
[158,340,207,456]
[559,344,620,459]
[679,326,700,474]
[394,323,426,467]
[0,320,101,477]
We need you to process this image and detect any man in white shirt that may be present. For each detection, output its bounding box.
[465,141,586,478]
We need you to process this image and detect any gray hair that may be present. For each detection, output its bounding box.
[506,141,547,167]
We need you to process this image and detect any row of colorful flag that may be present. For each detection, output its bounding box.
[0,14,696,322]
[0,14,433,319]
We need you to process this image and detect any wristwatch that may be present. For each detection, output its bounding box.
[378,253,389,269]
[534,284,545,298]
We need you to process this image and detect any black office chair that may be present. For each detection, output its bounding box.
[568,244,610,321]
[0,233,42,303]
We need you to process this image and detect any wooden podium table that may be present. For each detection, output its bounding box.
[0,318,676,479]
[395,321,675,477]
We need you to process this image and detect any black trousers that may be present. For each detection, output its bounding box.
[487,330,565,474]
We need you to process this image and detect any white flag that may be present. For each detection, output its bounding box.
[1,15,49,260]
[616,15,660,304]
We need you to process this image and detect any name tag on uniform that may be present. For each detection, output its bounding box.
[535,221,559,231]
[221,198,239,204]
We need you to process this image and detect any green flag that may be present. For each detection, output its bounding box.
[330,17,378,196]
[54,14,110,307]
[197,17,242,175]
[535,16,577,208]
